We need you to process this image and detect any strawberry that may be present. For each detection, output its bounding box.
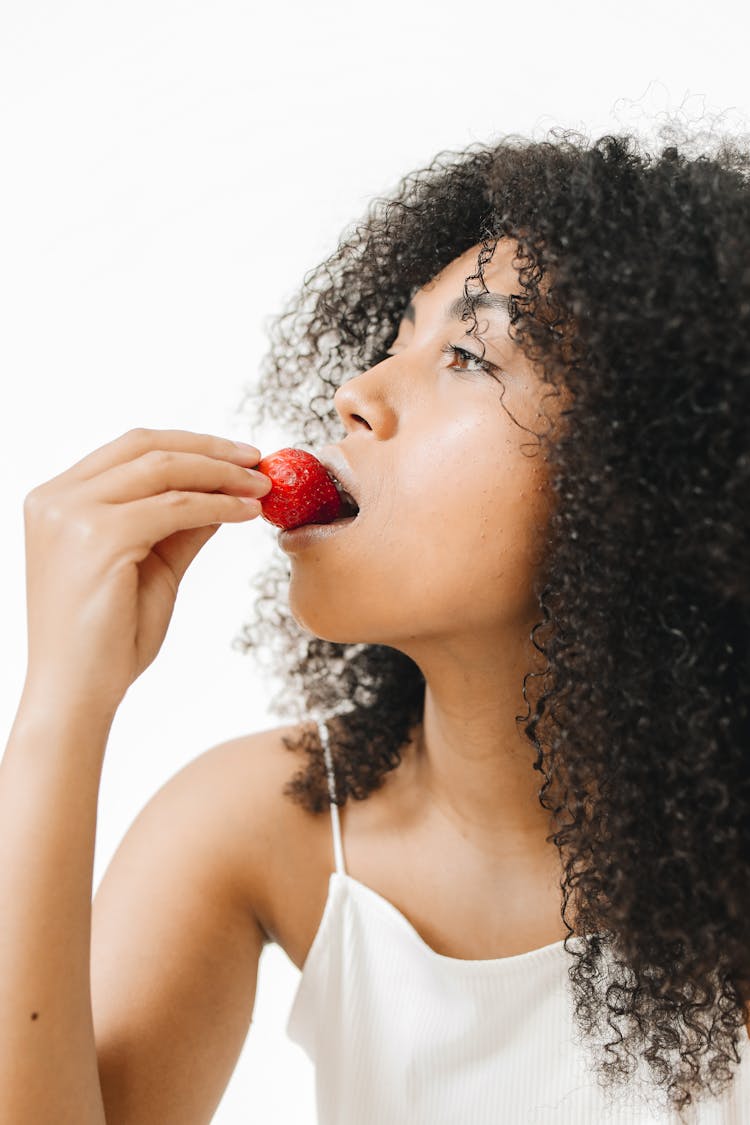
[255,448,346,530]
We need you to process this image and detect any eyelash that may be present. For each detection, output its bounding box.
[383,343,500,377]
[439,343,500,377]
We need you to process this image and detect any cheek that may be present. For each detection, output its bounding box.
[381,447,550,606]
[393,425,546,550]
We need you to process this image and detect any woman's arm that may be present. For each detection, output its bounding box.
[2,427,270,1121]
[0,692,271,1125]
[0,694,113,1123]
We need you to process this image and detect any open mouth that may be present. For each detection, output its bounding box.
[329,476,360,520]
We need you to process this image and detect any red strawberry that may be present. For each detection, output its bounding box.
[256,448,346,530]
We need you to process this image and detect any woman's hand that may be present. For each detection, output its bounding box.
[20,428,271,720]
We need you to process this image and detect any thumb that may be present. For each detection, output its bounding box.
[152,524,221,587]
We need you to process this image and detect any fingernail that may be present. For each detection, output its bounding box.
[233,441,260,456]
[247,471,272,494]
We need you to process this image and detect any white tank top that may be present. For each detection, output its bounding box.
[286,719,750,1123]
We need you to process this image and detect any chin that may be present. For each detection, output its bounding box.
[287,594,371,646]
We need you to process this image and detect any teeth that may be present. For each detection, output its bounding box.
[330,475,359,514]
[330,474,353,501]
[328,468,359,515]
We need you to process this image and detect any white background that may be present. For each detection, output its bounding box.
[1,2,748,1121]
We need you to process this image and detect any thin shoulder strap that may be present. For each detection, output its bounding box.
[317,717,347,876]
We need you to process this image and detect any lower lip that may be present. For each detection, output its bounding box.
[277,515,359,550]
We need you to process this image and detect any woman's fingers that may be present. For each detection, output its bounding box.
[38,428,262,487]
[83,448,272,505]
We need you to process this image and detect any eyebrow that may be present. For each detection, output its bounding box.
[402,291,512,324]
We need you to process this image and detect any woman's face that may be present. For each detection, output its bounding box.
[282,239,568,654]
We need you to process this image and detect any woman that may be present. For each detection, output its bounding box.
[2,122,749,1122]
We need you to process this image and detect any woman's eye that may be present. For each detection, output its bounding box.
[440,343,499,376]
[382,343,501,377]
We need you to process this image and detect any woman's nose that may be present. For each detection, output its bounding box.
[332,353,381,408]
[332,356,396,435]
[332,376,371,431]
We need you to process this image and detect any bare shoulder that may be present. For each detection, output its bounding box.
[176,718,333,966]
[90,721,323,1123]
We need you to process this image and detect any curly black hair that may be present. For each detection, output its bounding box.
[232,116,750,1116]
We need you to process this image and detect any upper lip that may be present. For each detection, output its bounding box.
[319,446,361,511]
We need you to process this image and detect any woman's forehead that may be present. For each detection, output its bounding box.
[416,240,518,299]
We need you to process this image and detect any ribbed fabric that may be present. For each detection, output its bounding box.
[286,718,750,1123]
